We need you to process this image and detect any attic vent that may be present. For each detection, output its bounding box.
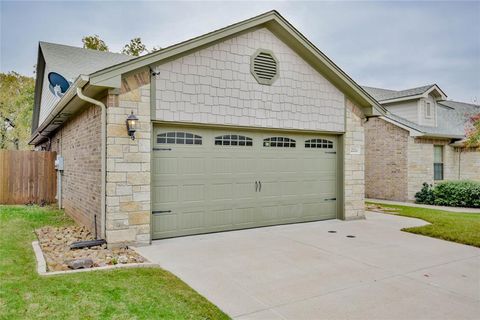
[251,49,279,85]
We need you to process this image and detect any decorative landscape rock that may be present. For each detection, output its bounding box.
[67,258,94,270]
[36,226,145,271]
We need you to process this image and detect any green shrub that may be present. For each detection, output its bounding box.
[433,180,480,208]
[415,183,435,205]
[415,180,480,208]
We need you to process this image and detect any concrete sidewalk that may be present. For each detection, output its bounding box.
[137,212,480,319]
[366,198,480,214]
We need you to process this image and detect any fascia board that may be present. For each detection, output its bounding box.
[29,75,89,144]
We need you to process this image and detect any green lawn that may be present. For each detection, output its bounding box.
[0,206,229,320]
[367,202,480,248]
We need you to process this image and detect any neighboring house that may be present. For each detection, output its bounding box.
[363,84,480,202]
[30,11,385,246]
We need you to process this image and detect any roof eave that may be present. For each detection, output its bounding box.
[417,133,465,140]
[379,94,425,104]
[29,75,90,145]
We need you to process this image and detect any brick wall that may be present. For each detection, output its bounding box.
[153,27,345,132]
[365,118,409,201]
[344,99,365,220]
[39,104,102,233]
[105,68,151,246]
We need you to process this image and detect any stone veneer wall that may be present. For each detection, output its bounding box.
[38,104,102,233]
[105,69,152,246]
[448,148,480,181]
[458,149,480,180]
[407,137,450,200]
[344,99,365,220]
[365,118,409,201]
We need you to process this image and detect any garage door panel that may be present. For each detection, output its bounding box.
[233,182,256,199]
[152,157,178,175]
[303,202,337,219]
[152,213,177,235]
[211,183,233,200]
[153,185,178,203]
[204,209,233,228]
[181,184,205,202]
[178,210,205,230]
[232,207,257,226]
[152,126,338,239]
[212,157,232,174]
[179,157,206,174]
[280,180,300,197]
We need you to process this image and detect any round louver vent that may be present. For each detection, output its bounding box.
[251,49,279,85]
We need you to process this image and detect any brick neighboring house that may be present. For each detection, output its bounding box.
[30,11,385,246]
[363,84,480,202]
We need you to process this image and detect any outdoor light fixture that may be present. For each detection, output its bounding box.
[126,111,138,140]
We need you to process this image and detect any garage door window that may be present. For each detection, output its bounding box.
[263,137,296,147]
[157,132,202,145]
[305,139,333,149]
[215,135,253,146]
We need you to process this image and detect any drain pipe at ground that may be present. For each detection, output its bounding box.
[76,87,106,240]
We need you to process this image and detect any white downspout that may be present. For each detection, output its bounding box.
[76,88,106,239]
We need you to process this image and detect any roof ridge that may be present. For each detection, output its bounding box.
[361,85,398,92]
[39,41,131,58]
[397,84,434,92]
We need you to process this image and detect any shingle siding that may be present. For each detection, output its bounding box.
[153,28,345,132]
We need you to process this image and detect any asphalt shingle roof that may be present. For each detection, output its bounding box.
[39,41,134,81]
[362,84,435,102]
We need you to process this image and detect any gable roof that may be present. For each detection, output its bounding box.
[363,84,447,103]
[30,10,385,145]
[87,10,383,113]
[39,42,133,80]
[382,100,479,139]
[31,43,133,133]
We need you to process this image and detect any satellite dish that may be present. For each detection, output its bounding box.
[48,72,71,97]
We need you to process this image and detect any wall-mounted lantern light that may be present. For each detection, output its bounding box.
[126,111,139,140]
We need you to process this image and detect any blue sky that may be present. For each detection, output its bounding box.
[1,1,479,103]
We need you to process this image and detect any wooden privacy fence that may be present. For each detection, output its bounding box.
[0,150,57,204]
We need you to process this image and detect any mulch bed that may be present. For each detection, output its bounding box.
[35,226,145,271]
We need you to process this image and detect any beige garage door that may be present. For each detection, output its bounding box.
[152,125,338,239]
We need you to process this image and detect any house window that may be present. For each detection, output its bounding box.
[263,137,296,147]
[215,135,253,146]
[434,145,443,180]
[157,132,202,145]
[425,101,432,119]
[305,139,333,149]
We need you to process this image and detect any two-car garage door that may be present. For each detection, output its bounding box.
[152,125,338,239]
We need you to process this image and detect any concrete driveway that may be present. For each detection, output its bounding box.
[137,212,480,319]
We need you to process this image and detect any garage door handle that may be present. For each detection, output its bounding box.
[324,198,336,201]
[259,181,262,192]
[255,181,258,192]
